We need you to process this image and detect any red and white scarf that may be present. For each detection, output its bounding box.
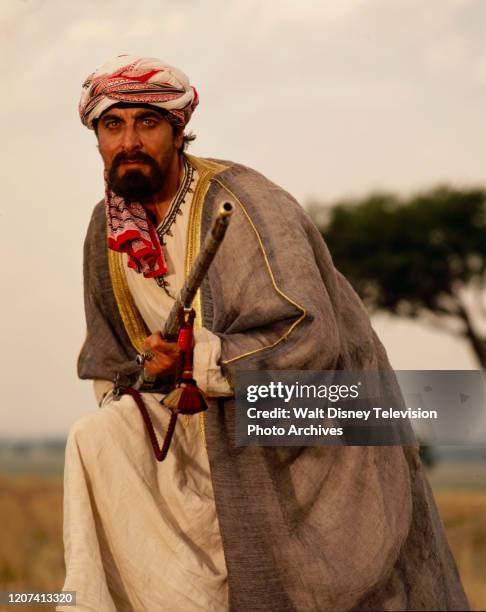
[105,180,167,278]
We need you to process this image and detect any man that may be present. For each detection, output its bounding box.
[59,54,468,611]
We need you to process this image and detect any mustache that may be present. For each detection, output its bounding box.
[111,151,158,171]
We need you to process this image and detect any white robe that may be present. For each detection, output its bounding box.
[59,167,231,611]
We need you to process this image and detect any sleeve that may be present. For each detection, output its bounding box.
[193,328,233,397]
[93,380,114,407]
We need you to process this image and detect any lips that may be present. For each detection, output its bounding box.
[116,159,150,174]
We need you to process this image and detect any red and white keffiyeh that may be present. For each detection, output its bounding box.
[80,55,198,277]
[105,177,167,278]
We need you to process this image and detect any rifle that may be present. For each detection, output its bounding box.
[122,200,234,393]
[112,201,234,461]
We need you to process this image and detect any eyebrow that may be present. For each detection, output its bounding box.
[135,110,163,120]
[99,110,163,125]
[99,113,122,124]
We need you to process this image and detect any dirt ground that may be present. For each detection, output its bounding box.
[0,473,485,611]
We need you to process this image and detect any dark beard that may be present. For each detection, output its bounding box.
[108,151,168,201]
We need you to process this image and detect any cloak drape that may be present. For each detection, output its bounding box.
[78,155,468,611]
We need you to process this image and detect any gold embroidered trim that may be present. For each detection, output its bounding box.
[184,156,228,450]
[108,249,148,353]
[180,408,206,445]
[184,155,229,330]
[211,179,307,365]
[181,413,206,446]
[199,411,207,447]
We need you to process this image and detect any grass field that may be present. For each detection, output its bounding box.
[0,472,485,611]
[434,490,486,611]
[0,475,64,611]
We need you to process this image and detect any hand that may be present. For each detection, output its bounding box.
[142,333,180,377]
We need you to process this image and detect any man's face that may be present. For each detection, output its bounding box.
[96,106,183,201]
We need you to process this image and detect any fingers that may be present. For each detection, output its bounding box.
[142,333,181,376]
[143,333,178,353]
[144,354,177,377]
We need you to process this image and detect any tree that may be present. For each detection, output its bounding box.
[313,186,486,367]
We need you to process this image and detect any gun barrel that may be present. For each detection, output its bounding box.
[160,201,233,338]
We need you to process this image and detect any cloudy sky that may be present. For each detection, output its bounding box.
[1,0,484,437]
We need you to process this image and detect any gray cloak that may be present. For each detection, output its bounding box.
[78,155,468,611]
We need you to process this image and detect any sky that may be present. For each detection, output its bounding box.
[0,0,484,437]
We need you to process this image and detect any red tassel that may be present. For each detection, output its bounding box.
[176,382,208,414]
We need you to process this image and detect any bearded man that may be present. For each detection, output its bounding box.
[58,55,468,612]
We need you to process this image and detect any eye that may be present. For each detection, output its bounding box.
[105,119,120,129]
[142,118,157,128]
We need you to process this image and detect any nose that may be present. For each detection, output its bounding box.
[120,122,142,152]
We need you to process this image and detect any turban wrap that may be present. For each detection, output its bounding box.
[79,55,199,278]
[79,54,198,130]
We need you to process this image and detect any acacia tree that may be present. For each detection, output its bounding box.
[314,186,486,367]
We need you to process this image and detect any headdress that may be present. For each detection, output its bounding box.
[79,55,199,278]
[79,54,198,130]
